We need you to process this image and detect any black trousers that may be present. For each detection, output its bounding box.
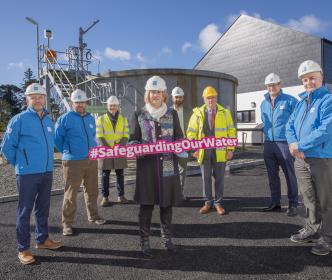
[101,169,124,197]
[139,204,172,242]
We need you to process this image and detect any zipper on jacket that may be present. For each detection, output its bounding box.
[298,96,318,140]
[23,149,29,165]
[270,100,275,141]
[39,117,50,171]
[81,116,90,154]
[298,108,308,140]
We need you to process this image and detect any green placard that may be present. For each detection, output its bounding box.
[87,105,107,114]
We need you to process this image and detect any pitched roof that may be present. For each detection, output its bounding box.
[195,15,322,93]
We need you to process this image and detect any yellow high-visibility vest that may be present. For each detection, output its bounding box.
[186,104,236,164]
[96,113,129,147]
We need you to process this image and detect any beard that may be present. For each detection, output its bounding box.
[174,100,183,106]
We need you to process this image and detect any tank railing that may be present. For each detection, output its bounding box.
[76,77,145,110]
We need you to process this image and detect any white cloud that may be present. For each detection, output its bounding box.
[58,53,69,62]
[136,52,146,63]
[161,47,172,55]
[198,24,222,52]
[104,47,131,61]
[92,50,103,61]
[7,62,25,70]
[181,42,193,53]
[226,14,240,26]
[266,18,277,24]
[136,53,152,68]
[286,15,329,34]
[226,10,261,26]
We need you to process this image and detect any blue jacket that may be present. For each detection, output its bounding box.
[0,107,54,175]
[55,111,97,160]
[261,91,298,141]
[286,86,332,158]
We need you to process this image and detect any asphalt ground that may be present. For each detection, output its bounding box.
[0,164,331,280]
[0,145,264,198]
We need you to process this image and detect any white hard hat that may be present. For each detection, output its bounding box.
[70,89,90,102]
[25,83,46,95]
[107,96,120,105]
[145,75,167,91]
[171,87,184,97]
[264,73,281,85]
[298,60,322,78]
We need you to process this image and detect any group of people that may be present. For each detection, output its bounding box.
[260,60,332,256]
[0,59,331,265]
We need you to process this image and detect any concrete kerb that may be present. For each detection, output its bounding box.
[228,159,265,171]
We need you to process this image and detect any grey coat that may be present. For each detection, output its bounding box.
[129,106,184,207]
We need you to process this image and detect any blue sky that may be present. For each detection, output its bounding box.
[1,0,332,85]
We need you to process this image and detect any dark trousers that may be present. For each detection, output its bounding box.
[263,141,298,207]
[16,172,52,252]
[101,169,124,197]
[138,205,172,243]
[201,149,226,206]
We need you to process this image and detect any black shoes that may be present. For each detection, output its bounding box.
[141,241,152,257]
[263,204,297,216]
[286,206,297,217]
[263,203,281,212]
[164,239,177,253]
[141,239,177,257]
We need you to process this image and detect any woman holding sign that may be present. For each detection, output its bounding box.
[129,75,183,257]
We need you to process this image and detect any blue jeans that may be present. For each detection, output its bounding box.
[16,172,52,252]
[264,141,298,207]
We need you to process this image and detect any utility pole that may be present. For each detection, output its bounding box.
[79,20,99,71]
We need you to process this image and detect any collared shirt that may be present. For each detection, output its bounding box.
[173,105,184,134]
[205,106,216,130]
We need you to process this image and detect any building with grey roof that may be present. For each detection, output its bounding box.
[195,14,332,143]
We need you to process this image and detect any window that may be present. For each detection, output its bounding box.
[236,110,256,123]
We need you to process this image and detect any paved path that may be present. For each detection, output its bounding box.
[0,165,331,280]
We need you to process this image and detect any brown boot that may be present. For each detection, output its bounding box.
[118,196,128,203]
[199,204,211,214]
[100,197,111,207]
[36,238,63,250]
[18,250,35,265]
[215,205,226,215]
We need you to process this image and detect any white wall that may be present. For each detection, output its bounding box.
[236,84,305,144]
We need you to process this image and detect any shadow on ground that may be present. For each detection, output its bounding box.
[35,244,332,275]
